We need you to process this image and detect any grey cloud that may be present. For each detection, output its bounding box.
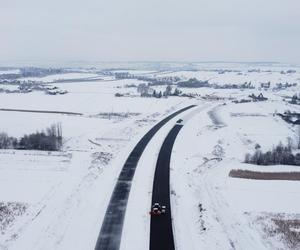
[0,0,299,63]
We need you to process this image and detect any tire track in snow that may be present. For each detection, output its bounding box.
[201,162,269,250]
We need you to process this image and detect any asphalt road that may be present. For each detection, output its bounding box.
[95,105,196,250]
[150,124,183,250]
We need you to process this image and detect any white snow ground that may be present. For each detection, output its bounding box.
[0,64,300,250]
[171,100,300,250]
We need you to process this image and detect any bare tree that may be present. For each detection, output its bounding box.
[245,140,299,166]
[287,136,293,151]
[0,133,17,149]
[298,126,300,149]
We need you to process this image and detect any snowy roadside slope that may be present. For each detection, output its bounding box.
[171,100,300,250]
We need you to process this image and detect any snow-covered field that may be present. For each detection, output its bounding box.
[172,100,300,250]
[20,72,102,83]
[0,63,300,250]
[154,69,300,88]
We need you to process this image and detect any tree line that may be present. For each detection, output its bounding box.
[0,124,62,151]
[137,83,182,98]
[245,141,300,166]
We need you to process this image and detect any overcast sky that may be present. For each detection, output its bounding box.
[1,0,300,63]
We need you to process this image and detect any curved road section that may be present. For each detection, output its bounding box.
[150,124,183,250]
[95,105,196,250]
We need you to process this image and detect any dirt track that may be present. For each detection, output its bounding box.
[0,108,83,116]
[229,169,300,181]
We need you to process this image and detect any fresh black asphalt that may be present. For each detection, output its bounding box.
[95,105,196,250]
[150,124,183,250]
